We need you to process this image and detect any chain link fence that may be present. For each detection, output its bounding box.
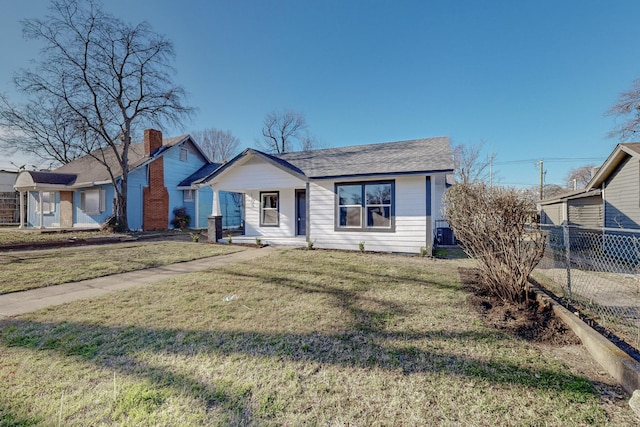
[534,224,640,350]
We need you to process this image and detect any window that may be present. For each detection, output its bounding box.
[80,188,106,215]
[179,147,188,162]
[36,192,55,214]
[260,191,279,226]
[184,189,195,202]
[336,181,394,231]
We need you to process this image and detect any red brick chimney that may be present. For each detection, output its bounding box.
[142,128,169,230]
[144,129,163,156]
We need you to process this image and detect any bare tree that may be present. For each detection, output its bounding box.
[190,128,240,163]
[259,109,315,153]
[564,164,597,189]
[0,94,86,165]
[452,141,496,184]
[607,78,640,140]
[0,0,192,230]
[444,183,545,304]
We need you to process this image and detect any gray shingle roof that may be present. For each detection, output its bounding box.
[276,136,452,178]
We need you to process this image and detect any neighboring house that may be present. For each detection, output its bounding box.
[0,170,19,224]
[538,143,640,230]
[13,129,242,230]
[200,137,454,253]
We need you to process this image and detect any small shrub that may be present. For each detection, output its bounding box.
[255,237,262,246]
[227,234,233,244]
[444,183,545,304]
[190,232,201,242]
[307,239,315,250]
[171,207,191,229]
[359,241,365,252]
[420,246,430,257]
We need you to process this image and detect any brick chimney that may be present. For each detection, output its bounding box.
[144,129,163,156]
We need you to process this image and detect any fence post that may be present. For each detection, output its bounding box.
[563,224,572,300]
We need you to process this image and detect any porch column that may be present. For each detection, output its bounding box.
[38,190,44,229]
[211,188,220,216]
[208,187,223,242]
[19,191,25,228]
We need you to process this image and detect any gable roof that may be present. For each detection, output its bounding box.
[587,143,640,190]
[14,133,205,190]
[280,137,452,179]
[202,136,453,184]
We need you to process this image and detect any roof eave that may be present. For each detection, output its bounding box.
[308,168,454,181]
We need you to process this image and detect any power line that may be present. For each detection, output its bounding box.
[494,157,603,165]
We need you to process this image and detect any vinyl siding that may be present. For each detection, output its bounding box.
[210,157,306,192]
[127,167,148,230]
[604,157,640,229]
[164,142,209,229]
[540,202,564,225]
[309,174,445,253]
[568,196,602,228]
[74,184,114,227]
[244,188,297,237]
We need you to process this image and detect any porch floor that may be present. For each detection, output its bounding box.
[221,235,307,248]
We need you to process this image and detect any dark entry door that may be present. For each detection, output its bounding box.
[295,189,306,236]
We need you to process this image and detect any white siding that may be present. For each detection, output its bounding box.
[309,175,446,253]
[244,188,298,237]
[210,157,305,192]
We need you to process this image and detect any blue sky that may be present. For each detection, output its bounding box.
[1,0,640,188]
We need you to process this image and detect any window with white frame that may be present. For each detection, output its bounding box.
[36,191,55,214]
[260,191,279,226]
[80,188,106,215]
[184,189,195,202]
[180,147,188,162]
[336,181,394,231]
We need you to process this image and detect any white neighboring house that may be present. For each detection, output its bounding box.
[200,137,454,253]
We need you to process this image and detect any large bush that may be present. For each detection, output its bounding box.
[444,183,545,304]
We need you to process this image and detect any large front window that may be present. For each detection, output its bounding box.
[80,188,106,215]
[260,191,279,226]
[336,181,394,231]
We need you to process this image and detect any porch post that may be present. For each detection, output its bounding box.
[19,191,25,228]
[38,190,44,229]
[208,187,223,242]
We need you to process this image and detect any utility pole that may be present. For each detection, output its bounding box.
[538,159,544,200]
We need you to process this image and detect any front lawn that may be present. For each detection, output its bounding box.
[0,250,635,425]
[0,241,240,294]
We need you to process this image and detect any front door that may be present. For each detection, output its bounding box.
[295,189,306,236]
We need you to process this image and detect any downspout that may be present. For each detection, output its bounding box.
[305,180,310,243]
[194,187,200,228]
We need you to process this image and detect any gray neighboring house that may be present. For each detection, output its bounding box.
[538,143,640,229]
[0,170,19,224]
[200,137,454,253]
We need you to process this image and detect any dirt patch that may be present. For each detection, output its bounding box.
[459,267,580,345]
[458,266,637,420]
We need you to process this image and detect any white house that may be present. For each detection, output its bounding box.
[200,137,454,253]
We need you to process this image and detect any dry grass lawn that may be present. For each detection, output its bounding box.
[0,249,636,426]
[0,241,239,294]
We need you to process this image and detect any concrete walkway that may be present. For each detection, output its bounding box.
[0,246,281,318]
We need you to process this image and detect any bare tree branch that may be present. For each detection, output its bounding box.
[191,128,240,163]
[606,78,640,141]
[0,0,193,230]
[452,141,496,184]
[258,109,316,153]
